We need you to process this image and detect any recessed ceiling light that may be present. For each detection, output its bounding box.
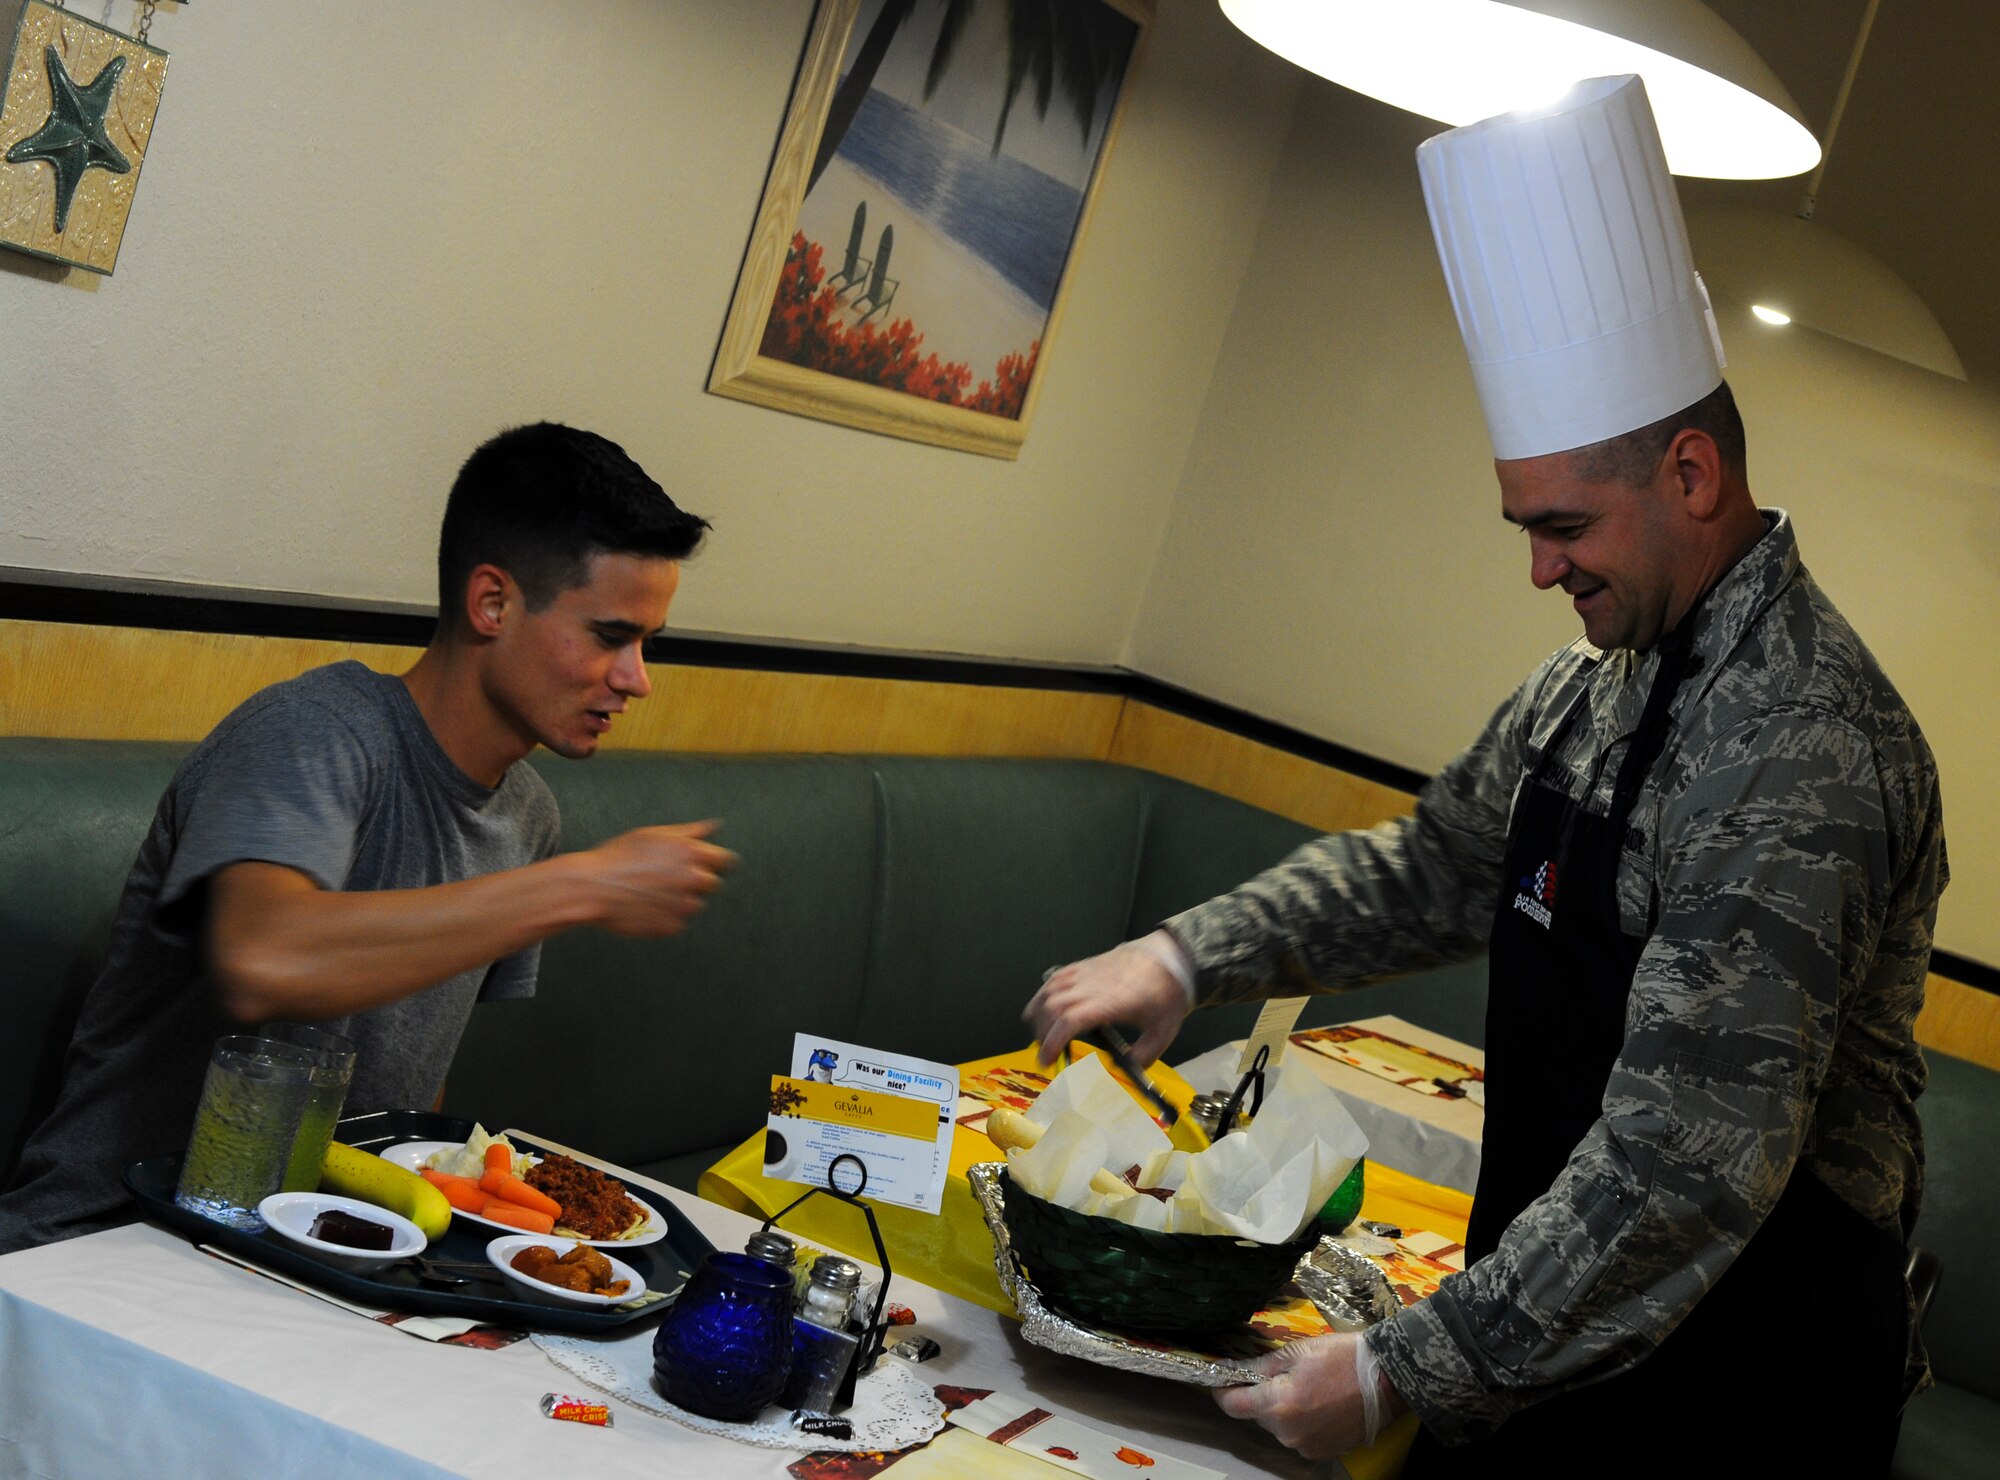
[1690,206,1967,379]
[1751,305,1792,326]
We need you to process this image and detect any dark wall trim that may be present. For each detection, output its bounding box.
[0,574,1429,793]
[2,573,1986,990]
[1116,674,1431,795]
[2,576,439,646]
[1933,950,2000,996]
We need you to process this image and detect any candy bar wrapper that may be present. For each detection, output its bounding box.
[540,1393,613,1427]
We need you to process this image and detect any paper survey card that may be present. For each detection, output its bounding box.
[765,1036,956,1213]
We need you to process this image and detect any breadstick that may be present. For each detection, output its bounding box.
[1088,1168,1137,1199]
[989,1106,1134,1201]
[985,1106,1045,1152]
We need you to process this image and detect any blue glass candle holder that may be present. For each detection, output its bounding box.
[653,1252,796,1421]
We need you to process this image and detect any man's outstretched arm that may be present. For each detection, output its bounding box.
[1023,652,1575,1065]
[206,821,734,1022]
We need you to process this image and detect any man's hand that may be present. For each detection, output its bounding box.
[578,821,736,936]
[1023,936,1190,1067]
[1214,1334,1406,1460]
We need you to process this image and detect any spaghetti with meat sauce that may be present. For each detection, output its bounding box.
[523,1153,647,1241]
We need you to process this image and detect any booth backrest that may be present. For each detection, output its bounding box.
[3,739,1485,1187]
[1,740,187,1180]
[1911,1049,1999,1400]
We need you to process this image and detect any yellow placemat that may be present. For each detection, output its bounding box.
[1360,1159,1473,1248]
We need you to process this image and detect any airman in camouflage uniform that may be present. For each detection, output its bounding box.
[1029,74,1944,1468]
[1168,506,1946,1445]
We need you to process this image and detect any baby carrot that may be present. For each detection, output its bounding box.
[484,1142,512,1177]
[422,1169,491,1214]
[479,1169,561,1220]
[482,1201,555,1236]
[442,1185,491,1214]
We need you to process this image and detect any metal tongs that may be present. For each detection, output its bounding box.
[1089,1024,1182,1129]
[1039,963,1184,1128]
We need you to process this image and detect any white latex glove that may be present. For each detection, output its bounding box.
[1214,1333,1408,1460]
[1023,933,1193,1067]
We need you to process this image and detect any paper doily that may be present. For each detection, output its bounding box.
[532,1324,946,1451]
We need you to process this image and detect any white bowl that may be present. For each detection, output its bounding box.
[258,1192,427,1274]
[486,1234,647,1307]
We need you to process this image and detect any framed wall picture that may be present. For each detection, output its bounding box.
[0,0,169,275]
[710,0,1151,460]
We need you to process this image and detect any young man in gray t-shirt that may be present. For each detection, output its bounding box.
[0,423,733,1253]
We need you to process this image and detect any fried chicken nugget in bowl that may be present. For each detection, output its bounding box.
[487,1235,645,1307]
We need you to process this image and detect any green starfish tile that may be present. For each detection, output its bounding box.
[6,44,131,233]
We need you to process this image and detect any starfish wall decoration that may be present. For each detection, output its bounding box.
[6,45,131,233]
[0,0,169,274]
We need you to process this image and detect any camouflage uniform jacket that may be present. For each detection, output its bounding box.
[1166,511,1947,1443]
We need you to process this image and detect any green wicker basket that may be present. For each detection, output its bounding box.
[999,1168,1319,1334]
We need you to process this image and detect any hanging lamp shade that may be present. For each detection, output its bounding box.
[1684,207,1967,380]
[1220,0,1821,179]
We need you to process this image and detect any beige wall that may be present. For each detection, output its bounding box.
[0,0,1299,665]
[4,6,1995,972]
[1127,79,2000,967]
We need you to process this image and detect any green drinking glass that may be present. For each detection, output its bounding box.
[1319,1157,1366,1232]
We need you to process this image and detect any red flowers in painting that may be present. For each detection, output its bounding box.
[761,233,1038,420]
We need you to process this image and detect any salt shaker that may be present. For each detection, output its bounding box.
[784,1257,863,1414]
[801,1257,860,1329]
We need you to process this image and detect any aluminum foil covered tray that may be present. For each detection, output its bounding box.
[967,1161,1399,1387]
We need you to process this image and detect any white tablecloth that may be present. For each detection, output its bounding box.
[1178,1015,1485,1194]
[0,1154,1331,1479]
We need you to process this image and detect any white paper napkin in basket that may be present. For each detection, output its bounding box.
[1007,1055,1367,1241]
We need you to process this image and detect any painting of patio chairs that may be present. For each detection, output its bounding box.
[825,201,899,323]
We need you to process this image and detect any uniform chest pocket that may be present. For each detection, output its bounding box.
[1615,792,1660,937]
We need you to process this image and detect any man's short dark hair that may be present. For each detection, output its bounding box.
[1575,379,1747,487]
[437,423,709,630]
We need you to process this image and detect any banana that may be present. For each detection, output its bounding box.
[319,1141,452,1240]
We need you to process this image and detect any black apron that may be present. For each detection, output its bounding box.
[1405,628,1910,1477]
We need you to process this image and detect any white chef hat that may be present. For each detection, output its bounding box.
[1417,74,1725,461]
